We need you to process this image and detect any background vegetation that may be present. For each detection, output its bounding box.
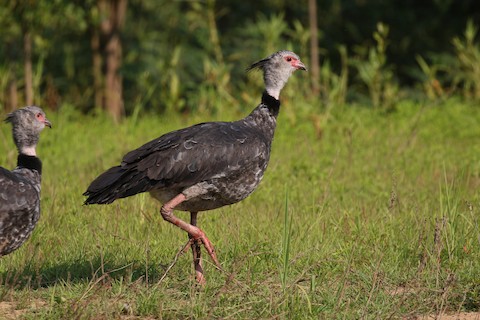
[0,0,479,118]
[1,0,480,318]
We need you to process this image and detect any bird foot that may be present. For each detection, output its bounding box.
[188,237,207,285]
[191,230,221,270]
[195,269,206,285]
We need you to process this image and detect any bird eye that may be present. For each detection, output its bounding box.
[36,113,45,121]
[286,57,292,62]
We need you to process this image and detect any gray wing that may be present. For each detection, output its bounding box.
[0,167,39,253]
[84,120,270,204]
[0,167,38,217]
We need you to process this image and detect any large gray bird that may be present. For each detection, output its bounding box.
[0,106,51,256]
[84,50,306,283]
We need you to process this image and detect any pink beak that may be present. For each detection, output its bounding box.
[294,60,307,71]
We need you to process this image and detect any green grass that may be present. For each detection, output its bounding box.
[1,99,480,319]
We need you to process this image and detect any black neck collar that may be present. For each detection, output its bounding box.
[261,91,280,117]
[17,154,42,174]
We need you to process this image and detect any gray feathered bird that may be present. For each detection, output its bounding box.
[84,50,306,283]
[0,106,51,256]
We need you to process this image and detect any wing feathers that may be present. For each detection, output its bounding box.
[0,167,38,219]
[84,120,269,204]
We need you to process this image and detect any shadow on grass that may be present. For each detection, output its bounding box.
[0,254,183,290]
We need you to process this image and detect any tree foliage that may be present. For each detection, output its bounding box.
[0,0,479,117]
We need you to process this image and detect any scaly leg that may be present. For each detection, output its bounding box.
[160,193,221,272]
[189,212,206,284]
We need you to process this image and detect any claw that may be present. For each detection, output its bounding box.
[193,230,220,268]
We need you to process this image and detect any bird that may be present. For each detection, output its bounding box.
[0,106,51,256]
[84,50,306,284]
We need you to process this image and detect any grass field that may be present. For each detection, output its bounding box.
[1,98,480,319]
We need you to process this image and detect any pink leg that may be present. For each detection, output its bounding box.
[160,194,221,271]
[190,212,206,285]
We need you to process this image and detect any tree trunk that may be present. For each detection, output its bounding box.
[105,33,124,122]
[91,27,104,109]
[23,31,34,105]
[99,0,127,122]
[308,0,320,95]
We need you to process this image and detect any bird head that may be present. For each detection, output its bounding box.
[247,50,307,73]
[5,106,51,156]
[247,50,307,99]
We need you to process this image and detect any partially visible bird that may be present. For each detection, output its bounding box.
[0,106,51,256]
[84,50,306,283]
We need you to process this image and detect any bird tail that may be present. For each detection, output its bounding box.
[83,166,125,204]
[83,166,153,205]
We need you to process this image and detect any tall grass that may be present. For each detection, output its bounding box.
[280,187,292,293]
[0,98,480,318]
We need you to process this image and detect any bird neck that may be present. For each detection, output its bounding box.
[261,91,281,118]
[243,92,279,144]
[17,154,42,174]
[19,145,37,157]
[12,124,40,157]
[264,68,291,100]
[265,87,281,100]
